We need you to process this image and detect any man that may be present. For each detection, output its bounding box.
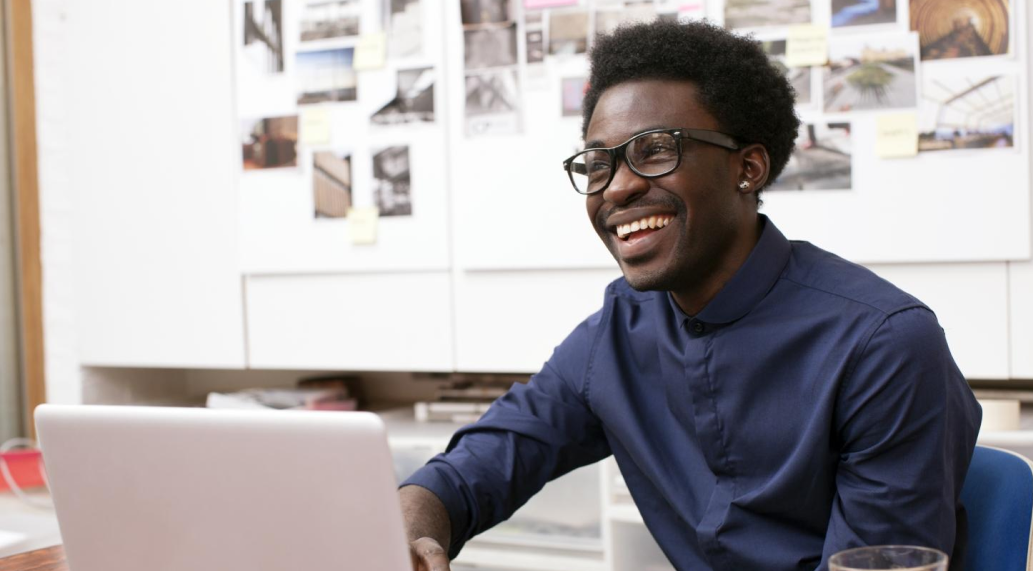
[401,19,981,571]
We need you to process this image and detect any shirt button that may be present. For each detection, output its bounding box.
[692,322,705,334]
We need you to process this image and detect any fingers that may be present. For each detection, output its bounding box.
[409,537,450,571]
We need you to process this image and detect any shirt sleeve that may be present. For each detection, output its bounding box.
[820,306,982,569]
[400,310,613,558]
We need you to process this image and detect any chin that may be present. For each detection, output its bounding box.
[619,264,678,292]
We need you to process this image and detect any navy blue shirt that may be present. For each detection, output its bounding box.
[403,217,981,571]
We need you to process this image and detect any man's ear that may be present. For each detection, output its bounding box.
[738,144,770,195]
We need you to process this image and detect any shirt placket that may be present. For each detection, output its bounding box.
[682,318,735,570]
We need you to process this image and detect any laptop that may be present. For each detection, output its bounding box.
[34,404,412,571]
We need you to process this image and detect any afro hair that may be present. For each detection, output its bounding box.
[582,19,800,194]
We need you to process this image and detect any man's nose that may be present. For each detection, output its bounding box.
[602,159,649,206]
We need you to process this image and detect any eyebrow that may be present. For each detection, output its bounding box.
[583,125,672,150]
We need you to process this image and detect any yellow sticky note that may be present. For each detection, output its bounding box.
[786,25,829,67]
[876,113,918,158]
[353,32,387,71]
[348,207,380,245]
[300,107,331,145]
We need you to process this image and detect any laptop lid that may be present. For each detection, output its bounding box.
[35,404,411,571]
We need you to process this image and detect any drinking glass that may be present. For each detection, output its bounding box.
[829,546,948,571]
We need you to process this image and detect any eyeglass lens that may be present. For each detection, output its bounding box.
[568,132,681,194]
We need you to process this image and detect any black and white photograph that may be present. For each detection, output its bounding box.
[313,151,353,218]
[762,39,812,106]
[823,34,919,113]
[724,0,810,29]
[242,115,299,170]
[562,77,587,117]
[300,0,361,42]
[526,29,545,64]
[911,0,1009,60]
[371,67,436,125]
[595,5,656,37]
[549,9,590,55]
[833,0,897,28]
[242,0,284,73]
[372,146,413,216]
[296,48,358,104]
[387,0,422,57]
[465,68,521,136]
[461,0,512,24]
[769,123,852,191]
[918,74,1014,152]
[464,24,519,69]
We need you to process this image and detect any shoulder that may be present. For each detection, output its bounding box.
[781,240,927,318]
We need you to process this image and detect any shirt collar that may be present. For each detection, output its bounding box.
[667,215,791,326]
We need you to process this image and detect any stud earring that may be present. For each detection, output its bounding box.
[738,180,751,190]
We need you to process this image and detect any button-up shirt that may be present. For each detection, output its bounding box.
[403,216,981,571]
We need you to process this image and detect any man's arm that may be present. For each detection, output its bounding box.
[400,485,451,571]
[820,306,981,569]
[399,310,612,561]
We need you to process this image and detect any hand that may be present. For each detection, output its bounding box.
[409,537,451,571]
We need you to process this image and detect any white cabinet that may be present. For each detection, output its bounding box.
[453,269,620,373]
[1010,260,1033,379]
[60,0,245,368]
[245,272,453,371]
[866,263,1011,380]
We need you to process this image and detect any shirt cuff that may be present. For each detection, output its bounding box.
[400,458,472,559]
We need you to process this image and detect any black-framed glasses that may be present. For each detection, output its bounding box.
[562,128,741,195]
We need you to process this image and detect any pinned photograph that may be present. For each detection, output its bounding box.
[296,48,358,104]
[762,39,812,106]
[823,34,918,113]
[832,0,897,28]
[461,0,512,24]
[371,67,435,125]
[918,74,1014,152]
[595,5,657,37]
[724,0,810,29]
[769,123,852,191]
[242,0,284,73]
[372,146,413,216]
[465,68,521,136]
[526,29,545,64]
[464,24,518,69]
[300,0,361,42]
[242,115,299,170]
[562,77,588,117]
[387,0,422,57]
[313,151,353,218]
[549,9,590,55]
[910,0,1009,60]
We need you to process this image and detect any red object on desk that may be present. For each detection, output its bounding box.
[0,449,46,491]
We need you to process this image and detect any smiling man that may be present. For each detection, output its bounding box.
[400,20,981,571]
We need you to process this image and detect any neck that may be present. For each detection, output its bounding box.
[670,216,762,316]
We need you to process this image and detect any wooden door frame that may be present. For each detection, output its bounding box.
[6,0,45,438]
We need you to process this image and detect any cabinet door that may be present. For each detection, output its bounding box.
[62,0,245,367]
[866,263,1010,380]
[245,272,453,371]
[1010,259,1033,379]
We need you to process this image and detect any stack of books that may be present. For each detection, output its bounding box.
[414,378,515,423]
[205,375,359,411]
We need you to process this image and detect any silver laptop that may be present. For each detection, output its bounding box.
[35,404,411,571]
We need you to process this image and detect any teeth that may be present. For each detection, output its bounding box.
[615,216,673,239]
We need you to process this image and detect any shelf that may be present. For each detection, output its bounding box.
[606,504,644,525]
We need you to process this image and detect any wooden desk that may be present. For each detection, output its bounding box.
[0,546,65,571]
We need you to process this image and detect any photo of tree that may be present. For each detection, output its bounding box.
[910,0,1009,60]
[823,34,918,113]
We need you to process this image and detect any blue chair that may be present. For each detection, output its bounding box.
[961,445,1033,571]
